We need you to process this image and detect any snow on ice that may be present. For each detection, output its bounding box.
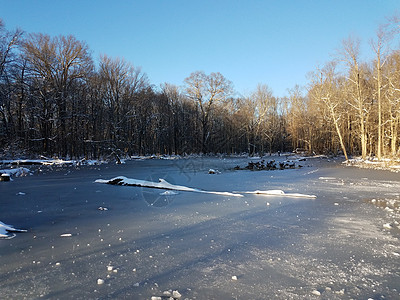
[0,221,27,239]
[241,189,316,199]
[95,176,244,197]
[159,190,179,196]
[95,176,316,199]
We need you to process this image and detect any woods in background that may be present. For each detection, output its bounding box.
[0,18,399,159]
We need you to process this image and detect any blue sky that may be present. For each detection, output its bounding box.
[2,1,399,97]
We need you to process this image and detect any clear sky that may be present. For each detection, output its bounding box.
[1,0,399,97]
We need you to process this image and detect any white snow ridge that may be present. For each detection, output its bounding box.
[0,221,27,239]
[95,176,243,197]
[95,176,316,199]
[242,190,317,199]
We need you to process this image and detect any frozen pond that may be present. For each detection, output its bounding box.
[1,156,400,299]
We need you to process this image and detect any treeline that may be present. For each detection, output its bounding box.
[0,18,399,159]
[295,21,400,161]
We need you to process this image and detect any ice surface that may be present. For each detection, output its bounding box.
[1,156,400,299]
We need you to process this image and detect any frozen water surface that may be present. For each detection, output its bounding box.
[1,156,400,299]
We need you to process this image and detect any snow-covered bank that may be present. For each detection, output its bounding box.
[0,158,109,180]
[346,157,400,173]
[0,221,26,239]
[0,167,31,180]
[0,158,106,166]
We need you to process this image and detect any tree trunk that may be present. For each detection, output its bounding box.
[330,106,348,160]
[392,115,399,157]
[377,55,382,160]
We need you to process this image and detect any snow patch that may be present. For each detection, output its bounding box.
[318,176,336,180]
[208,168,221,174]
[311,289,321,296]
[60,233,72,237]
[383,223,392,230]
[241,190,317,199]
[159,190,179,196]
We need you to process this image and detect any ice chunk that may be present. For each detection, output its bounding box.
[60,233,72,237]
[311,289,321,296]
[383,223,392,229]
[208,169,220,174]
[0,173,10,181]
[172,290,182,298]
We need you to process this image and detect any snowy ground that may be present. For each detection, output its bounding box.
[0,156,399,299]
[346,156,400,173]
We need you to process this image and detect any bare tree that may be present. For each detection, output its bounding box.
[22,33,93,155]
[338,36,372,159]
[0,20,23,143]
[309,62,348,160]
[98,54,148,144]
[184,71,233,152]
[0,20,23,78]
[285,85,311,152]
[161,83,184,154]
[250,84,276,154]
[384,51,400,157]
[385,15,400,157]
[370,24,394,159]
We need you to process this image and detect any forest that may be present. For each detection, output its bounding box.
[0,18,400,160]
